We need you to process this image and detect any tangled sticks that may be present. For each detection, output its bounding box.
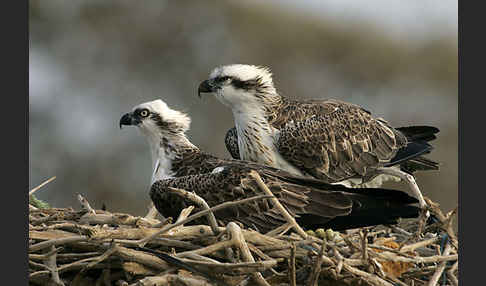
[29,174,457,286]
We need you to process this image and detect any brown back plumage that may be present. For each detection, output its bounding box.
[150,150,419,232]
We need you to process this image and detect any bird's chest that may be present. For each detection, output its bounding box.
[151,147,177,183]
[235,119,304,176]
[236,122,276,164]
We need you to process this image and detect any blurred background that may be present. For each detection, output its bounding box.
[29,1,458,224]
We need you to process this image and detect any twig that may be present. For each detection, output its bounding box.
[248,170,308,239]
[128,274,213,286]
[307,238,328,286]
[29,176,56,196]
[400,236,440,252]
[30,258,119,280]
[80,242,118,273]
[425,198,458,249]
[265,222,292,237]
[247,243,278,262]
[368,245,415,258]
[361,229,369,262]
[390,225,412,237]
[174,205,195,225]
[331,244,344,274]
[372,251,457,264]
[152,217,172,228]
[77,194,96,215]
[29,259,50,270]
[79,212,160,227]
[414,208,429,239]
[427,242,452,286]
[30,235,89,252]
[179,258,278,274]
[178,253,221,263]
[288,243,296,286]
[167,187,219,234]
[342,263,394,286]
[446,261,458,286]
[136,195,271,247]
[43,245,65,286]
[144,202,159,220]
[132,246,227,285]
[113,245,170,271]
[177,239,234,258]
[227,222,271,286]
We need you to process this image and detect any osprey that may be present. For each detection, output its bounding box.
[120,99,420,232]
[198,64,439,209]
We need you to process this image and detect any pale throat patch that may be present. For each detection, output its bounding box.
[151,151,176,184]
[145,134,177,184]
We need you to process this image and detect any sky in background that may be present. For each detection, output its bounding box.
[264,0,457,40]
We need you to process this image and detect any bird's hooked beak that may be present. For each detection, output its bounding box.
[198,79,214,98]
[119,112,134,129]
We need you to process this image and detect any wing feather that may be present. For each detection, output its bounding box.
[224,127,240,160]
[274,100,406,182]
[150,154,419,232]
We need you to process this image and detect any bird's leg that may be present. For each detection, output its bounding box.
[376,167,428,210]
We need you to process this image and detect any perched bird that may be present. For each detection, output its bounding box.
[198,64,439,209]
[120,99,420,232]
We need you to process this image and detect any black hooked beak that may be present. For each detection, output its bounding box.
[119,112,133,129]
[198,79,214,98]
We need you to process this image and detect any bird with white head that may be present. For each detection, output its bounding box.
[198,64,440,210]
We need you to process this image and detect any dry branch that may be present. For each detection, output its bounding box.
[29,178,459,286]
[30,176,57,196]
[249,170,308,239]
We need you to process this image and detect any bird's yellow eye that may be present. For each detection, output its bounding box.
[140,110,149,117]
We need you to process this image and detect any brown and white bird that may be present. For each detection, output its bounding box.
[119,99,420,232]
[198,64,439,209]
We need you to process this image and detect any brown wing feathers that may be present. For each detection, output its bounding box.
[224,127,240,160]
[150,160,419,232]
[275,104,403,182]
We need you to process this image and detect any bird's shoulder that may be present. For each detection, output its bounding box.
[270,97,373,128]
[224,127,240,160]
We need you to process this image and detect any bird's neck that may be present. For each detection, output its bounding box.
[232,93,304,176]
[232,100,278,164]
[146,133,199,183]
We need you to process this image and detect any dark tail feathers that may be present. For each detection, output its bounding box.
[396,126,439,142]
[386,126,439,171]
[298,186,420,231]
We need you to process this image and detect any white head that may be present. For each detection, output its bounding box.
[120,99,191,139]
[120,99,196,182]
[198,64,279,112]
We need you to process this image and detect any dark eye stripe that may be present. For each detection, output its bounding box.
[215,76,232,82]
[232,77,261,90]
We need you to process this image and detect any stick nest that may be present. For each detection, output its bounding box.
[29,186,458,286]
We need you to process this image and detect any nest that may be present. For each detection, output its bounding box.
[29,175,458,286]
